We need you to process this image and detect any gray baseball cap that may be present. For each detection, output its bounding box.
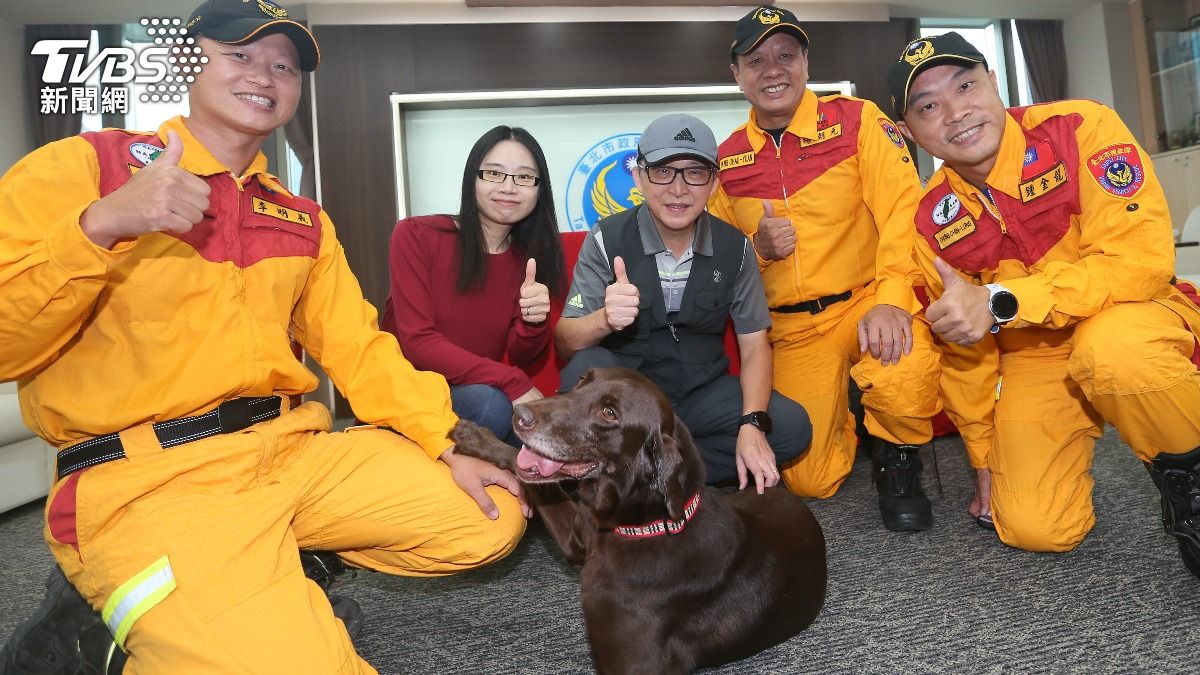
[638,113,718,167]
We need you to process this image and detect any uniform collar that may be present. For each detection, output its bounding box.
[634,205,712,257]
[745,88,817,153]
[156,116,271,181]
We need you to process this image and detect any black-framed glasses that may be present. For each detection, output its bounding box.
[640,164,715,186]
[476,169,541,187]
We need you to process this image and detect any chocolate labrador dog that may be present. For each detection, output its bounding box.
[449,367,826,674]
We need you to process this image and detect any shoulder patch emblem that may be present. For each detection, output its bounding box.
[931,193,961,226]
[933,215,976,250]
[719,151,756,171]
[1019,162,1068,203]
[567,293,584,309]
[1087,143,1145,199]
[878,118,905,148]
[252,196,313,227]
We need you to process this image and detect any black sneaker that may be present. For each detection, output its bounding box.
[0,566,122,675]
[873,441,933,532]
[1146,448,1200,579]
[300,551,364,640]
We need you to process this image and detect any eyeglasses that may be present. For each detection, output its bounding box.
[640,164,715,186]
[476,169,541,187]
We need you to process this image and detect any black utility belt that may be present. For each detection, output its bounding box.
[772,291,853,315]
[55,396,283,479]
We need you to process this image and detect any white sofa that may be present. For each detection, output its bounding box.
[0,380,57,513]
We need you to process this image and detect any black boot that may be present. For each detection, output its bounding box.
[873,441,933,532]
[300,551,364,640]
[0,566,126,675]
[1145,447,1200,579]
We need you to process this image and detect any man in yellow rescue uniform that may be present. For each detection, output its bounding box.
[0,1,528,672]
[709,6,942,532]
[890,32,1200,578]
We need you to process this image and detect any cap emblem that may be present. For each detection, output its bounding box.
[903,39,935,66]
[755,8,782,25]
[257,0,289,19]
[674,128,696,143]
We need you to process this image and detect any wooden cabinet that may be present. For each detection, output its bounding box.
[1153,145,1200,236]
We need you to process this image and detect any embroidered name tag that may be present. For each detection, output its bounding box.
[1019,162,1068,203]
[720,151,756,171]
[252,196,313,227]
[934,215,976,249]
[800,123,842,147]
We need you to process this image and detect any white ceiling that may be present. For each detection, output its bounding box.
[0,0,1105,27]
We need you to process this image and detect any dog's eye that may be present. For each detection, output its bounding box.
[599,406,618,421]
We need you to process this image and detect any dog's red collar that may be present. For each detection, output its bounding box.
[612,492,702,539]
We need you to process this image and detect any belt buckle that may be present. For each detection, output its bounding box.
[217,399,259,434]
[811,297,826,314]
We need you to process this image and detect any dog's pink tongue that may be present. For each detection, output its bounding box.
[516,446,564,477]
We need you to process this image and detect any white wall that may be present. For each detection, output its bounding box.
[1063,1,1147,147]
[0,17,33,173]
[1064,2,1114,105]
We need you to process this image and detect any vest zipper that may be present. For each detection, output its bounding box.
[667,321,680,343]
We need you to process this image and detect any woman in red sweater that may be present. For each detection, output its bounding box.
[383,126,565,444]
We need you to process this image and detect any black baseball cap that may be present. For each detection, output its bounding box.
[186,0,320,71]
[887,32,986,117]
[730,6,809,62]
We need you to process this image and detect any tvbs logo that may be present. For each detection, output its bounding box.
[32,40,169,86]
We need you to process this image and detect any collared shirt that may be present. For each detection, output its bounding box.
[561,205,770,333]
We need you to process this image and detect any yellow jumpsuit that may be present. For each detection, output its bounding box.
[913,100,1200,552]
[0,117,525,674]
[710,90,941,498]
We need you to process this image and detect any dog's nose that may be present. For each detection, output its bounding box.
[513,404,536,430]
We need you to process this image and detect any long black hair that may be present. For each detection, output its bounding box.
[455,125,566,299]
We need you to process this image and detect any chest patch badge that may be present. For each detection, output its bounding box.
[931,193,961,226]
[252,196,313,227]
[129,142,162,166]
[719,151,756,171]
[1019,162,1068,203]
[800,123,842,147]
[878,118,906,148]
[933,215,976,250]
[1087,143,1145,199]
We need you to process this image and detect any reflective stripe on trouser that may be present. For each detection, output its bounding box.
[43,402,526,674]
[769,285,941,498]
[991,301,1200,553]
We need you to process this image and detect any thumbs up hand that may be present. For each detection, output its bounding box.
[752,200,797,260]
[604,256,640,331]
[519,258,550,324]
[79,129,212,249]
[926,257,995,346]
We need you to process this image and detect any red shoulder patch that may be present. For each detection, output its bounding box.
[1086,143,1145,199]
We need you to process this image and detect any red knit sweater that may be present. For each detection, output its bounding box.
[381,215,549,399]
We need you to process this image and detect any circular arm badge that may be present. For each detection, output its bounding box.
[1086,143,1145,199]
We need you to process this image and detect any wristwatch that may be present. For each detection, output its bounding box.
[739,411,773,434]
[985,283,1018,333]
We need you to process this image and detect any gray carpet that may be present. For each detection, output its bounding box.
[2,429,1198,674]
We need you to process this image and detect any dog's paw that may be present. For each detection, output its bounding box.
[448,419,518,470]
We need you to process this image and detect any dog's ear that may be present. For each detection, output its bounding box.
[654,414,703,521]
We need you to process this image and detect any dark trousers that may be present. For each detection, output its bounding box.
[560,347,811,484]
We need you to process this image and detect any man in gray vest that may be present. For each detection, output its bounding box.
[556,113,811,493]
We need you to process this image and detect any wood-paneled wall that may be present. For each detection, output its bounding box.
[312,19,914,313]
